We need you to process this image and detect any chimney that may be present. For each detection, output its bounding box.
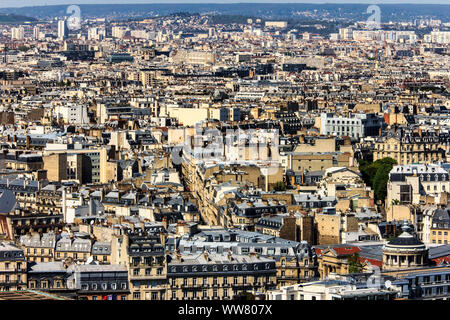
[26,135,30,149]
[89,199,93,216]
[159,232,167,246]
[299,135,305,143]
[203,251,209,261]
[227,250,233,261]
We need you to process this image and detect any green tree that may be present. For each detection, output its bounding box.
[17,45,29,52]
[347,253,363,274]
[358,157,397,202]
[372,157,397,202]
[273,181,286,192]
[358,159,378,187]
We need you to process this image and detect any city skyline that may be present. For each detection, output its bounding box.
[0,0,449,306]
[1,0,449,9]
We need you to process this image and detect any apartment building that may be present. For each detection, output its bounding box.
[0,242,27,292]
[387,164,450,207]
[430,208,450,245]
[167,251,277,300]
[374,131,445,165]
[66,264,130,300]
[19,232,58,263]
[319,113,384,139]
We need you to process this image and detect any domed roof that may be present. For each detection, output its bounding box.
[388,235,424,246]
[386,220,425,247]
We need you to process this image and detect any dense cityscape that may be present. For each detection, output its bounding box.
[0,2,449,304]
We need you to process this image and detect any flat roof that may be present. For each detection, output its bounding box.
[0,290,71,300]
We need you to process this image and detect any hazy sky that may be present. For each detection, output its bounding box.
[0,0,449,9]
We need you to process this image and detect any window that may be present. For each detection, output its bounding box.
[151,292,158,300]
[133,292,141,300]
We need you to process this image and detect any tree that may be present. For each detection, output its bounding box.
[347,253,363,274]
[233,292,255,300]
[273,181,286,192]
[372,157,397,202]
[17,45,29,52]
[358,157,397,202]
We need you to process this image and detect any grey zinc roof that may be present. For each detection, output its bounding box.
[0,189,16,214]
[91,242,111,255]
[428,244,450,259]
[28,261,68,273]
[75,264,127,273]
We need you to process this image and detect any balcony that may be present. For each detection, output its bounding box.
[129,274,166,281]
[0,281,27,286]
[0,269,27,273]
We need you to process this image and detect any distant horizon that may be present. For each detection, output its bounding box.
[1,1,449,9]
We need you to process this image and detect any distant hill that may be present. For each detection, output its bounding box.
[0,3,448,22]
[0,13,37,23]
